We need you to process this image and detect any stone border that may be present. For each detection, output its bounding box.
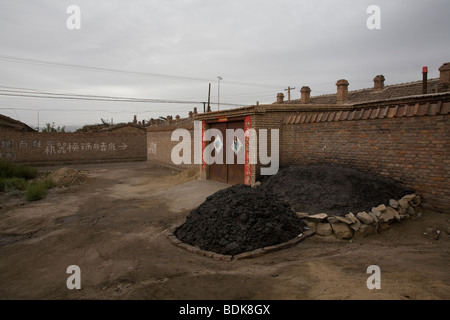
[166,193,420,260]
[165,228,315,262]
[298,193,421,240]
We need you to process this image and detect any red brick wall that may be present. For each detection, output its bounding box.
[0,131,146,164]
[281,108,450,212]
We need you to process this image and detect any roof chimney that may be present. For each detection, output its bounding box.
[438,62,450,92]
[422,66,428,94]
[336,79,349,104]
[373,75,385,91]
[276,92,284,103]
[300,86,311,104]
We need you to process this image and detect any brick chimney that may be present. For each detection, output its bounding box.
[438,62,450,92]
[336,79,349,104]
[276,92,284,103]
[300,86,311,104]
[373,75,385,91]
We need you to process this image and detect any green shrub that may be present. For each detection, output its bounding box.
[5,177,27,192]
[25,181,48,201]
[43,177,57,189]
[0,161,37,180]
[0,177,27,192]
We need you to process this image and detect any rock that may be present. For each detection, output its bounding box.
[399,214,409,220]
[406,206,416,216]
[357,211,374,225]
[398,199,409,209]
[296,212,309,219]
[411,195,421,207]
[393,209,401,221]
[335,216,353,224]
[304,220,317,231]
[350,218,361,231]
[371,208,381,217]
[374,204,387,213]
[251,181,261,188]
[355,223,377,238]
[389,199,399,209]
[327,216,338,224]
[401,194,416,202]
[345,212,359,224]
[368,211,379,223]
[306,213,328,222]
[316,223,333,236]
[380,207,397,223]
[331,223,353,240]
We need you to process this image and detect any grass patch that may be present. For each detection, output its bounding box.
[0,162,56,201]
[0,177,27,192]
[0,161,37,180]
[25,181,49,201]
[43,177,57,189]
[24,178,56,201]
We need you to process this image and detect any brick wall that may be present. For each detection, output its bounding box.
[146,124,196,170]
[0,131,146,164]
[281,103,450,212]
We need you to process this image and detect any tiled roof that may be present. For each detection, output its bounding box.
[283,99,450,125]
[286,78,441,105]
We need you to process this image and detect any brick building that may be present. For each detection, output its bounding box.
[147,62,450,211]
[0,114,36,132]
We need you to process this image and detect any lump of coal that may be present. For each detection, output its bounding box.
[174,184,306,255]
[260,164,413,216]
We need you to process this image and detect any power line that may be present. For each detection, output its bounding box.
[0,87,246,107]
[0,53,212,83]
[0,53,284,88]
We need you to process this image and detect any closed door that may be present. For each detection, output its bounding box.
[208,120,245,185]
[208,121,227,183]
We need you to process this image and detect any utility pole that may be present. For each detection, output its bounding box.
[217,76,223,110]
[284,86,295,101]
[207,83,211,112]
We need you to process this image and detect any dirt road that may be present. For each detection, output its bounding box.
[0,162,449,300]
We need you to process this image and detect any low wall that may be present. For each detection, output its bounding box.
[0,131,146,165]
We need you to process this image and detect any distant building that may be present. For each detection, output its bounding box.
[0,114,36,132]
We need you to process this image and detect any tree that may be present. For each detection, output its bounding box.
[41,122,66,133]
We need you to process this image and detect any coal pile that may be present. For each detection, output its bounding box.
[174,184,306,255]
[260,164,413,216]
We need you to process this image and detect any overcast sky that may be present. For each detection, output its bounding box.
[0,0,449,129]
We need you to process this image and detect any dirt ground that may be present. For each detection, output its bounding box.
[0,162,449,300]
